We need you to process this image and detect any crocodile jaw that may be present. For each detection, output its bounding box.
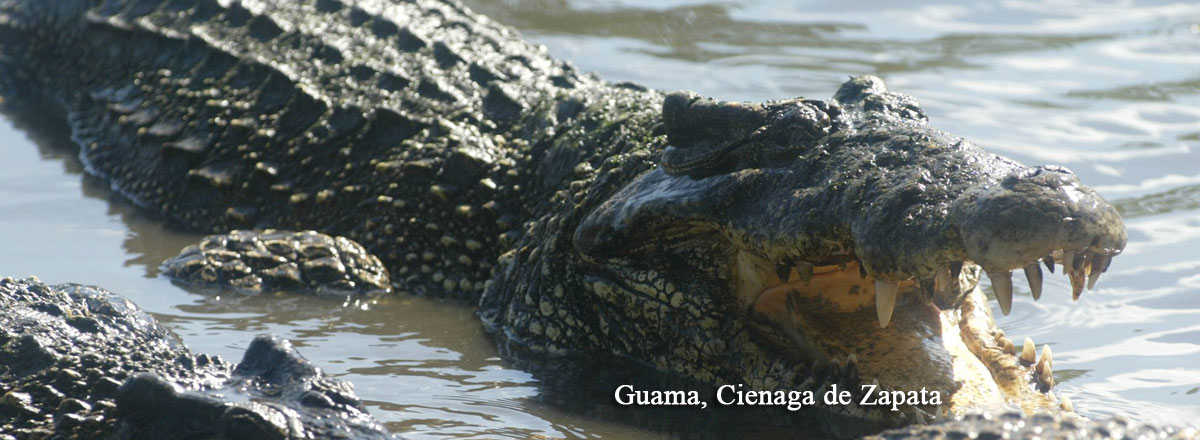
[737,252,1065,416]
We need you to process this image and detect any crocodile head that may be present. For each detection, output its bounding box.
[512,76,1126,425]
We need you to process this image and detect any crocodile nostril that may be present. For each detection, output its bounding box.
[1040,164,1074,175]
[1003,166,1046,188]
[1003,165,1081,190]
[1001,174,1022,188]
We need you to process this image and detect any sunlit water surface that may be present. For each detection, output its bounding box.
[1,0,1198,437]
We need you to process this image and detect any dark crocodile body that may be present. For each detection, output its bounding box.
[0,0,618,300]
[0,0,1178,439]
[0,276,395,439]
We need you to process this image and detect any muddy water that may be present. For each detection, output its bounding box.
[1,0,1198,437]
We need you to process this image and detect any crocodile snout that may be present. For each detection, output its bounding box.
[951,165,1126,312]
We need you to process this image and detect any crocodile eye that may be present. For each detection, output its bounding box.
[659,91,766,178]
[659,92,840,179]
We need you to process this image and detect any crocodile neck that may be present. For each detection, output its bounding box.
[0,0,665,296]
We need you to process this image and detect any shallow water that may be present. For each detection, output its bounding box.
[1,0,1198,437]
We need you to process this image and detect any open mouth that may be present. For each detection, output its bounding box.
[572,163,1127,420]
[735,245,1120,416]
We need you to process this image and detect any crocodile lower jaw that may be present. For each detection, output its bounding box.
[737,251,1067,417]
[957,285,1069,414]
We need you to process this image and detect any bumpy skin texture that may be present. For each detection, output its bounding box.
[0,0,603,298]
[163,229,392,294]
[0,277,395,439]
[0,0,1142,438]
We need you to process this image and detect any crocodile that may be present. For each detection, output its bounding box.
[0,0,1160,438]
[0,276,397,439]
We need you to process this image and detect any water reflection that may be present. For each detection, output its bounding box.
[1069,76,1200,101]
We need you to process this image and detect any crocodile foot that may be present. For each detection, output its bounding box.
[162,230,391,295]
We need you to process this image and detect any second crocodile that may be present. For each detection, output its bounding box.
[0,276,395,439]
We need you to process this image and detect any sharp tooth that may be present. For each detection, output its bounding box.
[996,333,1012,353]
[1069,271,1085,300]
[919,278,935,297]
[1036,345,1055,390]
[858,261,868,279]
[1036,344,1055,391]
[1037,360,1055,391]
[913,409,927,425]
[987,270,1014,315]
[1043,254,1055,273]
[1024,263,1043,301]
[1088,254,1109,290]
[796,261,814,285]
[1072,250,1086,273]
[1062,251,1076,275]
[1021,337,1036,364]
[875,280,899,328]
[842,354,860,383]
[934,267,950,294]
[776,262,792,282]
